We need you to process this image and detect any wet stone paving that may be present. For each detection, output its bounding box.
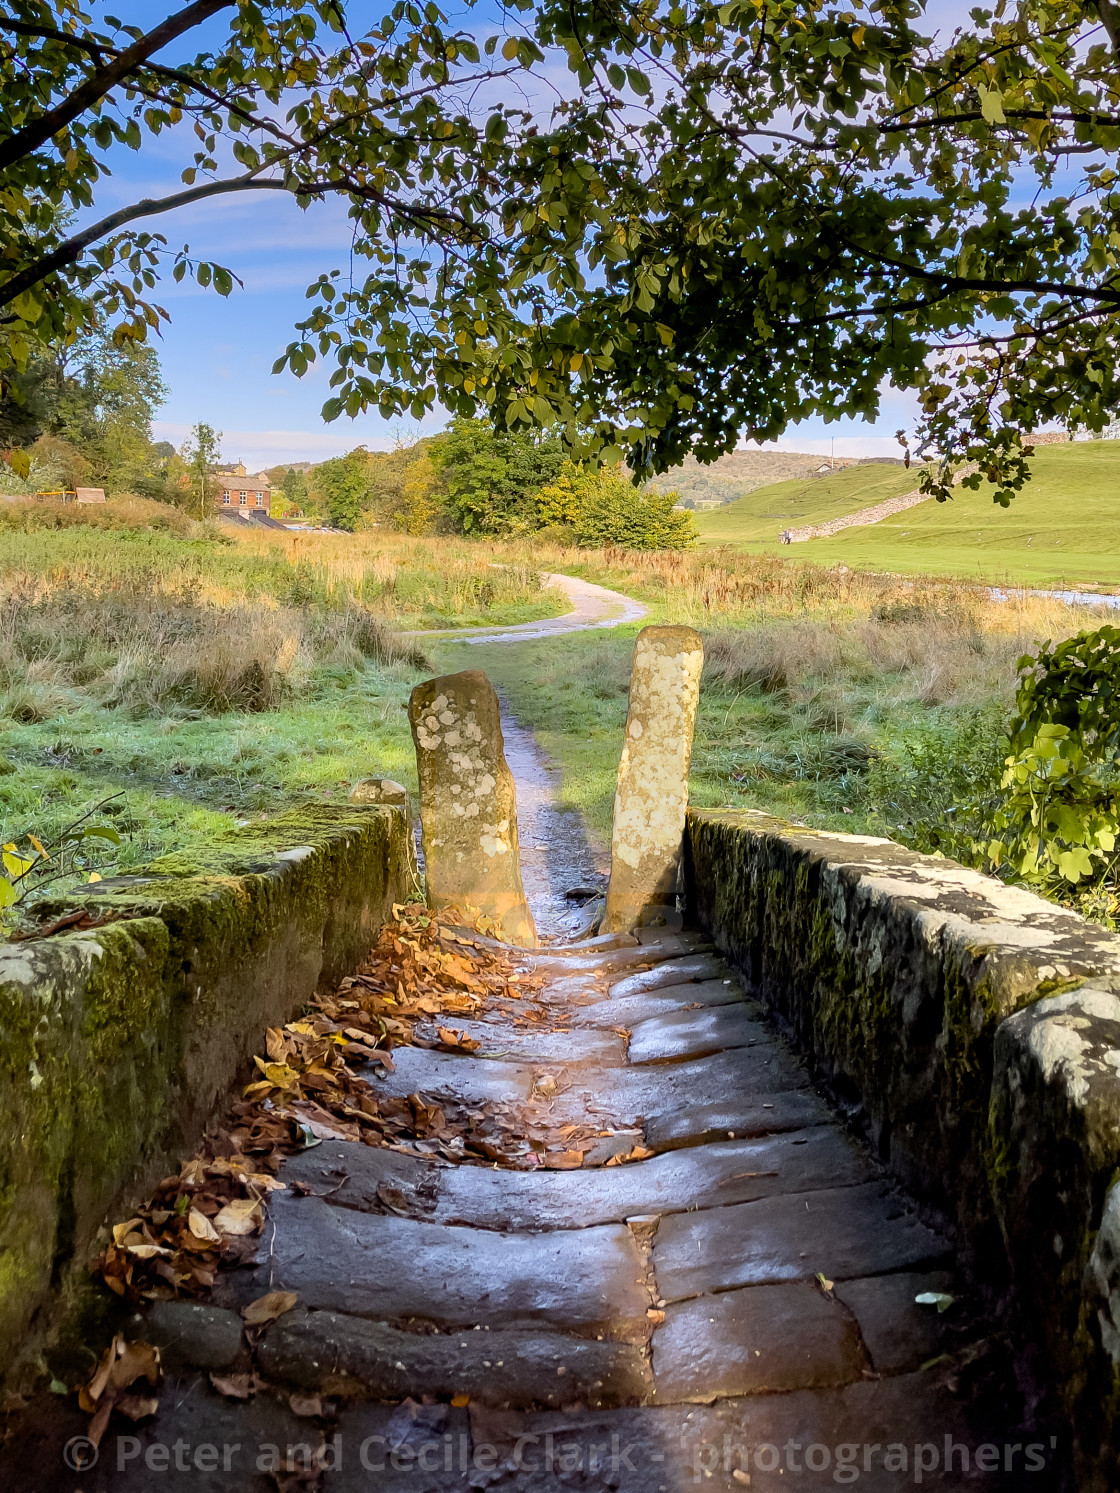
[1,692,1059,1493]
[5,920,1060,1491]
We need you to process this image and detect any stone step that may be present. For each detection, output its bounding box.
[216,1194,652,1341]
[645,1085,836,1150]
[257,1309,653,1409]
[280,1127,875,1231]
[651,1281,867,1402]
[626,1003,773,1065]
[567,977,747,1028]
[550,1044,811,1129]
[411,1016,627,1067]
[653,1183,952,1301]
[608,953,731,998]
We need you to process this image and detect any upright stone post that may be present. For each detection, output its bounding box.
[408,670,537,947]
[604,625,704,933]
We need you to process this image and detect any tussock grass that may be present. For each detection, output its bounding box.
[0,519,562,631]
[0,494,201,535]
[0,595,430,722]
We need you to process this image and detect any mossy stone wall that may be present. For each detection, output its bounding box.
[0,803,411,1372]
[685,808,1120,1483]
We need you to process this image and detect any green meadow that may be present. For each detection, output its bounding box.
[694,463,919,547]
[698,441,1120,590]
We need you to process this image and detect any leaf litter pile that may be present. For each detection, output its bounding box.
[80,904,655,1462]
[97,903,644,1309]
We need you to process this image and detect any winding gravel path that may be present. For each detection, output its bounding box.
[408,571,648,645]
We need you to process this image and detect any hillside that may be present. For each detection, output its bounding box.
[646,450,904,508]
[792,440,1120,589]
[695,463,922,546]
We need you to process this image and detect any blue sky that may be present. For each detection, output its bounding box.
[87,3,958,470]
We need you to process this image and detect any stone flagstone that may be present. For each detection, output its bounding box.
[409,669,536,946]
[605,624,704,933]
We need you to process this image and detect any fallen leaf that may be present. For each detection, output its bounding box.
[210,1372,260,1399]
[289,1393,324,1418]
[188,1208,221,1244]
[214,1197,264,1236]
[242,1290,299,1326]
[816,1272,834,1294]
[646,1309,666,1325]
[112,1218,145,1247]
[450,1393,470,1407]
[915,1291,955,1314]
[115,1393,159,1422]
[543,1149,584,1170]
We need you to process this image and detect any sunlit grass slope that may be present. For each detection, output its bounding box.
[700,441,1120,590]
[694,463,919,548]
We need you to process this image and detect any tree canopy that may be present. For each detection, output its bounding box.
[4,2,1120,501]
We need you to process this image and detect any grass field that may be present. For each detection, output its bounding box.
[694,464,920,547]
[0,504,565,912]
[698,440,1120,590]
[454,576,1100,859]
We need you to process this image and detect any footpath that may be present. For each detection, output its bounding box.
[2,923,1049,1491]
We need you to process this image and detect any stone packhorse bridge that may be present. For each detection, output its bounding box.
[0,627,1117,1489]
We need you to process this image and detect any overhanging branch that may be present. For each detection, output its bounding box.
[0,0,235,175]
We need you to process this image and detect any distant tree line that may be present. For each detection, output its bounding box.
[303,418,696,549]
[0,327,189,503]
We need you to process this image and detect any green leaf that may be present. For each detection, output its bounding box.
[977,85,1006,125]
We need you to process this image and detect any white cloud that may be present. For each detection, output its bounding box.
[153,422,404,467]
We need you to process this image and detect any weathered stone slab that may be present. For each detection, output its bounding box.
[228,1194,650,1339]
[645,1087,835,1151]
[653,1183,951,1300]
[282,1127,873,1231]
[554,1045,811,1129]
[832,1270,957,1376]
[526,945,661,978]
[369,1045,535,1103]
[604,625,704,933]
[414,1016,627,1067]
[988,984,1120,1481]
[653,1282,865,1402]
[448,1372,1005,1492]
[609,954,731,998]
[332,1400,473,1493]
[409,671,536,946]
[259,1308,651,1408]
[350,776,410,806]
[570,979,746,1029]
[144,1301,244,1372]
[627,1003,772,1065]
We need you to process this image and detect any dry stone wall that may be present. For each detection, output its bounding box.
[684,807,1120,1487]
[0,804,411,1375]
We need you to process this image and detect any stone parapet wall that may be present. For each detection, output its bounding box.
[0,804,412,1372]
[684,808,1120,1485]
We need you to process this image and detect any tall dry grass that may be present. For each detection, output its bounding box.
[0,595,429,721]
[702,590,1090,717]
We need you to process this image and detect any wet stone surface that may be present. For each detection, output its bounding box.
[0,729,1057,1490]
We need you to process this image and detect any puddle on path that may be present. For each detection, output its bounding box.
[498,699,609,940]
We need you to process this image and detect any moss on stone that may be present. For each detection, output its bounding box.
[0,802,410,1384]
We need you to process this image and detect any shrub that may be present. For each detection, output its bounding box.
[985,626,1120,887]
[571,473,697,550]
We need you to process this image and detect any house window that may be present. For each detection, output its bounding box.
[255,492,264,506]
[239,491,247,505]
[222,492,231,505]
